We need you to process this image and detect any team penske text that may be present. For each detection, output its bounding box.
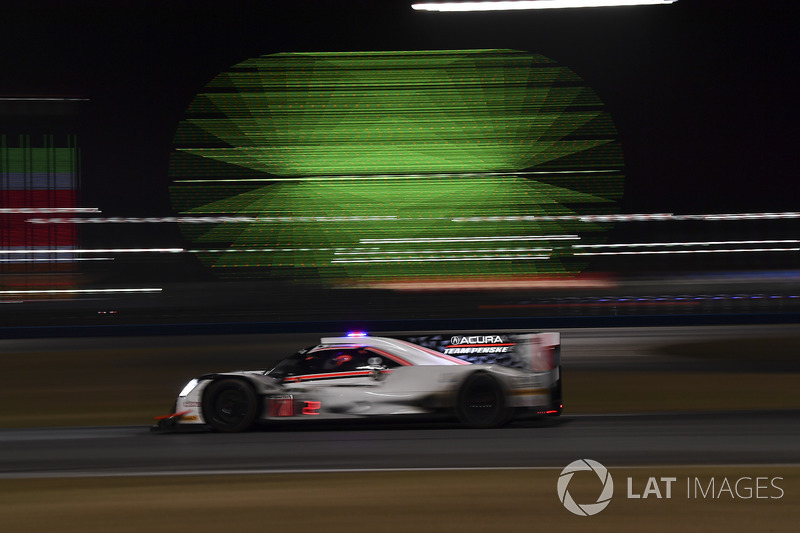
[445,346,512,355]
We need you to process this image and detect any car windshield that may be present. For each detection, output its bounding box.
[265,350,309,379]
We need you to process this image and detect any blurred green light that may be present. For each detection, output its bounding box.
[170,49,624,286]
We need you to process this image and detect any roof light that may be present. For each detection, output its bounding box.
[347,332,368,337]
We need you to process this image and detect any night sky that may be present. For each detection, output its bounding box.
[2,0,797,240]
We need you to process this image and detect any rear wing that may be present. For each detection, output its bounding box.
[515,332,561,372]
[399,332,560,372]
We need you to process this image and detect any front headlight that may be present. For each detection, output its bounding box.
[179,379,199,397]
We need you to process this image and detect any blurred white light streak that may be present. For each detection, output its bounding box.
[0,207,100,214]
[0,258,112,263]
[335,247,552,255]
[25,212,800,225]
[332,255,549,264]
[189,247,363,253]
[25,216,396,224]
[360,235,578,244]
[355,277,614,290]
[0,248,184,254]
[173,169,616,183]
[25,216,258,224]
[452,214,670,222]
[0,288,162,295]
[574,239,800,249]
[575,248,800,256]
[700,213,800,221]
[411,0,677,12]
[453,212,800,223]
[0,97,89,102]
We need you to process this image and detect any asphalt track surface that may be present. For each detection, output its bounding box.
[1,410,798,479]
[1,324,798,478]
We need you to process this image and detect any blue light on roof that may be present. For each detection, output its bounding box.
[347,331,368,337]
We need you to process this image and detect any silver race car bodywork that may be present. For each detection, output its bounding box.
[154,332,561,432]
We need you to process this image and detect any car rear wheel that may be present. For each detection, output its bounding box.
[202,379,258,432]
[455,372,510,428]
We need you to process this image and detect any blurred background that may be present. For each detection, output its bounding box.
[1,5,798,531]
[1,0,798,330]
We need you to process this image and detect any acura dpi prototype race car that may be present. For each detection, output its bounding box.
[154,332,562,432]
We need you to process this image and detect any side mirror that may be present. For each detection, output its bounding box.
[370,366,388,381]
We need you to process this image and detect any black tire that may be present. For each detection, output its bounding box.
[202,379,259,432]
[455,372,511,428]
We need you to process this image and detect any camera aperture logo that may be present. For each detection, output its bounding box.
[558,459,614,516]
[558,460,785,517]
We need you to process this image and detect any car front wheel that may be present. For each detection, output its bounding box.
[202,379,259,432]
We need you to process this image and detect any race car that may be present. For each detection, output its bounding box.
[153,332,562,432]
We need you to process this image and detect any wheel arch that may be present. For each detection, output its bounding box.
[201,376,263,432]
[454,369,513,428]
